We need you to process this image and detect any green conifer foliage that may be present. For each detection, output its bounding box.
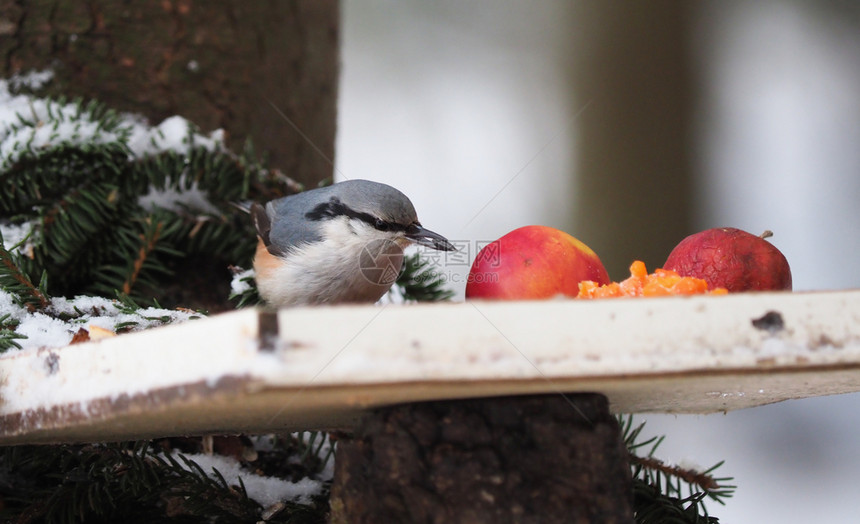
[1,96,288,311]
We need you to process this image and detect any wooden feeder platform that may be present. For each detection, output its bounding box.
[2,290,858,444]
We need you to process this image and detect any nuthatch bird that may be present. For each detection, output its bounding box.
[252,179,455,307]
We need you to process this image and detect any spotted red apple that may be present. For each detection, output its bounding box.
[664,227,792,292]
[465,225,610,299]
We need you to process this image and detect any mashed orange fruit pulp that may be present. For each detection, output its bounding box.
[577,260,728,299]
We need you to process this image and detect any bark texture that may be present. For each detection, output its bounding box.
[330,394,633,524]
[1,0,338,187]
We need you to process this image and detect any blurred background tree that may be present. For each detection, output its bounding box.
[571,2,694,277]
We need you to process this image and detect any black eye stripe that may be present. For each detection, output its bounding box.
[305,197,407,232]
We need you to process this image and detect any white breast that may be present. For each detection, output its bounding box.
[255,218,407,307]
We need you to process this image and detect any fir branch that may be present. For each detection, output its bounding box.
[89,213,183,304]
[23,181,129,298]
[633,482,720,524]
[619,415,736,523]
[228,266,261,309]
[0,440,330,523]
[157,452,262,521]
[629,454,722,494]
[0,313,26,353]
[124,217,165,295]
[3,92,282,309]
[0,232,49,310]
[394,252,454,302]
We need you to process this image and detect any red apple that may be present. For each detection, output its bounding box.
[664,227,792,292]
[466,225,610,299]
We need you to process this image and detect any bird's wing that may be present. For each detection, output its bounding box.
[255,194,327,258]
[251,202,273,246]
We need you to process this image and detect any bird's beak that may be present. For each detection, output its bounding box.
[406,224,457,251]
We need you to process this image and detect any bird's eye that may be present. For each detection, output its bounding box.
[374,218,388,231]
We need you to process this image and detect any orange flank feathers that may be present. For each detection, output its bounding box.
[577,260,728,299]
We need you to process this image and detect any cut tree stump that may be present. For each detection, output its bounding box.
[329,394,633,524]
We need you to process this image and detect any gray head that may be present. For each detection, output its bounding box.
[325,180,417,226]
[300,180,455,251]
[255,179,455,256]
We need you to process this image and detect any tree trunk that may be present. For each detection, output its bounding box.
[330,394,633,524]
[1,0,339,188]
[571,1,695,277]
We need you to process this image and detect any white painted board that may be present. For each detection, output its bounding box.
[1,290,859,444]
